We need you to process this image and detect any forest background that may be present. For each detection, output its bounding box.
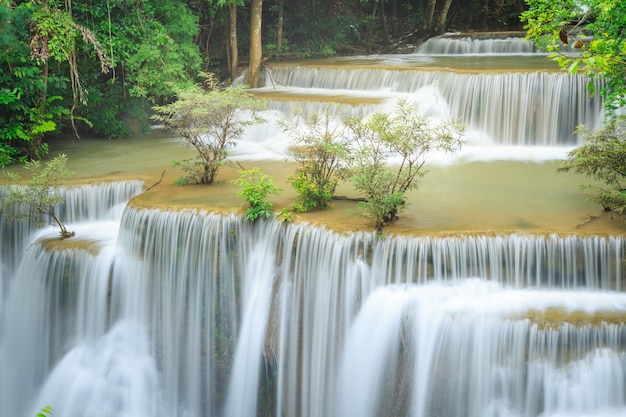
[0,0,526,166]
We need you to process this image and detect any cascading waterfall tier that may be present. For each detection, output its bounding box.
[0,180,144,331]
[2,204,626,417]
[265,65,603,145]
[415,33,536,54]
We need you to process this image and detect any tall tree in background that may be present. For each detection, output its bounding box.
[276,0,284,50]
[229,2,239,81]
[433,0,454,35]
[246,0,263,88]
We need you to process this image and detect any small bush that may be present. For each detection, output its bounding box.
[281,110,349,212]
[233,168,282,221]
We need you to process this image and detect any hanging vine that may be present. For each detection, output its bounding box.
[29,0,112,138]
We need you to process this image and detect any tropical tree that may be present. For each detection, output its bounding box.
[344,98,465,231]
[152,73,266,185]
[2,153,75,239]
[521,0,626,111]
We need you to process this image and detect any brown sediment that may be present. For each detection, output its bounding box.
[519,308,626,330]
[39,236,102,255]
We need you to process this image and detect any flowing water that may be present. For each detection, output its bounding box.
[1,33,626,417]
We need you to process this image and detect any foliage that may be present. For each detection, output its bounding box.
[1,0,202,147]
[267,8,359,58]
[557,116,626,218]
[233,168,282,221]
[279,207,292,223]
[280,110,349,212]
[152,73,266,185]
[521,0,626,111]
[72,0,201,104]
[2,153,75,239]
[344,98,465,231]
[0,3,69,165]
[29,0,113,137]
[36,406,53,417]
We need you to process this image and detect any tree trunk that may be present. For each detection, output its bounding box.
[246,0,263,88]
[391,0,398,38]
[482,0,490,30]
[229,3,238,82]
[380,0,388,43]
[423,0,437,32]
[433,0,453,35]
[277,0,284,49]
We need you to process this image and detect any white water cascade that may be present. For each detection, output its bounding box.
[1,205,625,417]
[263,66,603,146]
[415,33,536,54]
[1,34,625,417]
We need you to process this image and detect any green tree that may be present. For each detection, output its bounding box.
[557,117,626,218]
[152,73,266,185]
[521,0,626,111]
[344,98,465,231]
[233,168,282,221]
[280,110,349,212]
[2,153,75,239]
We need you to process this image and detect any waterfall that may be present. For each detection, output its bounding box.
[0,181,143,329]
[1,204,626,417]
[415,34,537,54]
[0,181,144,417]
[336,282,626,417]
[2,29,624,417]
[265,66,604,145]
[60,180,144,222]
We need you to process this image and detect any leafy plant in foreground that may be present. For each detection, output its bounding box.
[2,153,75,239]
[233,168,282,221]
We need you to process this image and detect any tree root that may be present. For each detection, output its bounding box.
[332,195,366,202]
[575,212,604,228]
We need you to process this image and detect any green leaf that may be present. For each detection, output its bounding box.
[587,81,596,97]
[567,60,580,75]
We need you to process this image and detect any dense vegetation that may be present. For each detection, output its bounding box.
[1,0,525,166]
[521,0,625,112]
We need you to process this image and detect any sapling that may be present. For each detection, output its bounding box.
[233,168,282,221]
[2,153,75,239]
